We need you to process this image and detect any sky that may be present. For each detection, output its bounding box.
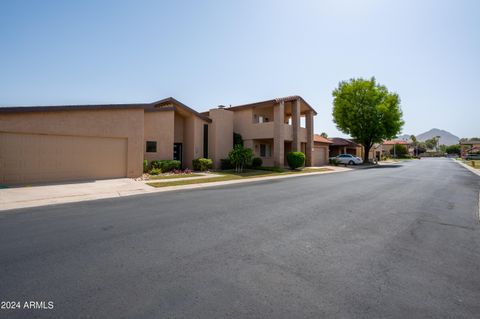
[1,0,479,138]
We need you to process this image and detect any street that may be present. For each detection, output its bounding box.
[0,158,479,318]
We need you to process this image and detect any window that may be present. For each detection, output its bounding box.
[258,115,264,123]
[260,144,271,157]
[146,141,157,153]
[203,124,208,158]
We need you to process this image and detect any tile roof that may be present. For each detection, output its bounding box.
[226,95,318,115]
[314,134,333,143]
[382,140,410,145]
[328,137,360,147]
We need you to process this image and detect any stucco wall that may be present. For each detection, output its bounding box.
[208,108,234,168]
[174,113,184,143]
[144,111,175,163]
[0,109,144,177]
[183,115,207,169]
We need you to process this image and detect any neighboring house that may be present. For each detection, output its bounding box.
[328,138,362,157]
[380,140,411,157]
[460,140,480,158]
[203,96,316,168]
[0,96,317,185]
[313,135,332,166]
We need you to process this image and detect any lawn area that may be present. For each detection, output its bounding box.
[147,167,331,188]
[148,173,203,180]
[463,160,480,169]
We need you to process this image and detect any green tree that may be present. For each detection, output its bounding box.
[389,144,408,157]
[332,77,404,162]
[233,132,243,147]
[446,144,460,154]
[320,132,328,138]
[425,137,439,150]
[228,145,253,173]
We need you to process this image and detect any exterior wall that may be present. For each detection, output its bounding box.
[174,113,184,143]
[0,109,144,178]
[144,111,175,163]
[208,108,234,168]
[183,115,208,169]
[252,139,274,167]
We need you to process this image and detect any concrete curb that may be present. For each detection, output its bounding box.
[452,159,480,177]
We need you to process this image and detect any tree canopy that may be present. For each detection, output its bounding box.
[332,77,404,161]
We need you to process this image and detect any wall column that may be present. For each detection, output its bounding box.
[305,110,314,166]
[274,101,285,167]
[292,99,301,152]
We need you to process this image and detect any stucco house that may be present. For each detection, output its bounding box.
[460,140,480,158]
[0,95,318,185]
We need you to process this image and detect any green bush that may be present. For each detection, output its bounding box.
[228,145,253,173]
[233,132,243,147]
[287,152,305,169]
[220,158,233,170]
[389,144,408,157]
[192,158,213,171]
[149,168,161,175]
[143,160,149,173]
[252,157,263,168]
[150,160,181,173]
[329,158,340,166]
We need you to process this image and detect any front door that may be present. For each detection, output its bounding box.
[173,143,183,166]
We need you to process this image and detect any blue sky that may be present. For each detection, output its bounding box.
[1,0,479,138]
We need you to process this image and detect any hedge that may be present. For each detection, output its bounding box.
[150,160,181,173]
[286,152,305,169]
[192,158,213,171]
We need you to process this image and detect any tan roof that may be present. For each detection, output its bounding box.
[382,140,409,145]
[314,134,333,143]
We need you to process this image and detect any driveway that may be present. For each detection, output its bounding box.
[0,158,479,318]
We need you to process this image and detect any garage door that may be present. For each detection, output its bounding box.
[0,132,127,184]
[313,146,327,166]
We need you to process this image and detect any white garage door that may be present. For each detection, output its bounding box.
[0,132,127,185]
[313,146,327,166]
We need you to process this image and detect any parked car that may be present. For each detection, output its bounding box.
[331,154,363,165]
[465,154,480,160]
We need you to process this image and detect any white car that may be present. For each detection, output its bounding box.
[331,154,363,165]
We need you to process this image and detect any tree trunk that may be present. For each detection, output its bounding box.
[363,145,371,163]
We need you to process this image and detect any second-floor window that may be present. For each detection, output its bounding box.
[254,115,269,123]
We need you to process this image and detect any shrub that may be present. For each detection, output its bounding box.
[149,168,161,175]
[329,158,340,166]
[220,158,233,170]
[389,144,408,157]
[143,160,149,173]
[150,160,181,173]
[287,152,305,169]
[228,145,253,173]
[251,157,263,168]
[233,132,243,147]
[192,158,213,171]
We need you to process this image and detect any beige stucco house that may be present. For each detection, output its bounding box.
[0,96,319,185]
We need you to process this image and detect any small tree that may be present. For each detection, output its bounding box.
[228,145,253,173]
[320,132,328,138]
[233,133,243,147]
[332,77,404,162]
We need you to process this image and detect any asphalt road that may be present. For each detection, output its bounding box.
[1,158,479,318]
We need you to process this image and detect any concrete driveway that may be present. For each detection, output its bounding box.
[0,178,155,211]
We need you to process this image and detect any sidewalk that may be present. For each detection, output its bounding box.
[0,166,351,212]
[452,159,480,177]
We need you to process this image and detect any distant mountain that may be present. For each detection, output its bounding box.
[396,129,459,145]
[416,129,459,146]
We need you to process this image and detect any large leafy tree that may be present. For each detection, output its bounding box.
[332,77,404,162]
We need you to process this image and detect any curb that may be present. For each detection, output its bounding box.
[452,159,480,177]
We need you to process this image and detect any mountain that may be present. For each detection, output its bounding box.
[396,129,459,145]
[416,128,459,146]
